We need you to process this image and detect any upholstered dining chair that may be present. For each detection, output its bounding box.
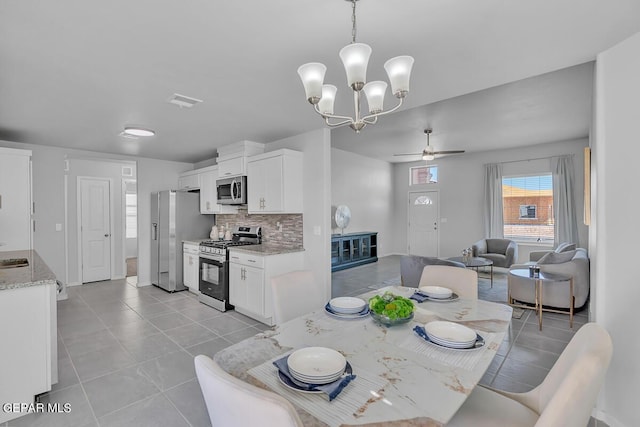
[271,270,324,324]
[419,265,478,299]
[400,255,465,287]
[195,354,303,427]
[446,322,612,427]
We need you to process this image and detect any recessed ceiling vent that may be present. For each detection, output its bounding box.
[167,93,203,108]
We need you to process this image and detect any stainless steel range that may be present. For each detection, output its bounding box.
[198,226,261,311]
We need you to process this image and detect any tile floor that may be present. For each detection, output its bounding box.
[5,255,603,426]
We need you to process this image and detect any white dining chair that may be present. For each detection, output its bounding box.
[446,322,613,427]
[194,354,304,427]
[271,270,324,324]
[419,265,478,299]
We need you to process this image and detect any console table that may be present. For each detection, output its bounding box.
[331,232,378,272]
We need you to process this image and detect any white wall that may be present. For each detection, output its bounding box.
[0,140,193,287]
[267,129,332,300]
[331,148,395,256]
[593,31,640,427]
[392,138,589,258]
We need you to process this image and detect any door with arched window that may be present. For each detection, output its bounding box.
[408,191,439,257]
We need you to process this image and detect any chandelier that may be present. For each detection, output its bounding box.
[297,0,414,133]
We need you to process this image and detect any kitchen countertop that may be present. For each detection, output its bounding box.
[183,238,210,245]
[0,250,57,291]
[228,244,305,256]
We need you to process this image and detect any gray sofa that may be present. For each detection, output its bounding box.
[472,238,518,268]
[400,255,465,288]
[508,248,590,309]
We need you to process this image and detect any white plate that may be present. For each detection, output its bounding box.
[329,297,367,314]
[287,347,346,381]
[324,304,370,319]
[424,321,477,345]
[419,286,453,299]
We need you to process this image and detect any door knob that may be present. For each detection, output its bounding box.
[104,234,110,237]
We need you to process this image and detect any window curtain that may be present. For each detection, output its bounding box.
[552,155,579,245]
[484,163,504,238]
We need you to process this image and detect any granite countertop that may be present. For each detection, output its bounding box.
[228,244,305,256]
[0,250,57,291]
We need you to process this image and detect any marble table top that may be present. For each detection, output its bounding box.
[214,286,512,426]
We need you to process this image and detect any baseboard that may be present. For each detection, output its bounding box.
[67,281,82,287]
[594,408,622,427]
[136,281,151,287]
[112,275,125,280]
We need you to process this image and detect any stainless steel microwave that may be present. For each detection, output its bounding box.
[216,175,247,205]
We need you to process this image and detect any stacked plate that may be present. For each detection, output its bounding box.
[424,321,477,349]
[419,286,453,299]
[328,297,367,314]
[287,347,347,384]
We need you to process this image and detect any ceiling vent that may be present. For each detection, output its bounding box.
[167,93,203,108]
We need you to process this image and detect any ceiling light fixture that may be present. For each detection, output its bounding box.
[123,126,155,137]
[297,0,414,133]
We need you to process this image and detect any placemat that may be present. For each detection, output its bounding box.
[399,331,499,371]
[249,354,387,427]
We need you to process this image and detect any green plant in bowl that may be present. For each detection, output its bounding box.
[368,292,415,326]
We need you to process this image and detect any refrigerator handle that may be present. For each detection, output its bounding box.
[152,222,158,240]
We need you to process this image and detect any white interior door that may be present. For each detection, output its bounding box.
[408,191,439,257]
[80,178,111,283]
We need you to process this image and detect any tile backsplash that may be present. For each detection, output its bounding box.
[216,211,303,248]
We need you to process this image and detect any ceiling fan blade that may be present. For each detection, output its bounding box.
[431,150,466,155]
[393,153,422,156]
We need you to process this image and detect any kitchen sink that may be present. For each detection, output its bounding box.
[0,258,29,269]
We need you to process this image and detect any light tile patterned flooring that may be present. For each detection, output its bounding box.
[5,254,603,426]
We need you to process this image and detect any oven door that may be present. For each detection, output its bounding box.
[198,254,232,311]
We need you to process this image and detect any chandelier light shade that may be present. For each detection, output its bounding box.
[297,0,414,133]
[123,126,155,137]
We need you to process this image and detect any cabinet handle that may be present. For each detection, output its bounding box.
[248,259,256,263]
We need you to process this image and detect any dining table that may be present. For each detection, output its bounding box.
[213,285,512,426]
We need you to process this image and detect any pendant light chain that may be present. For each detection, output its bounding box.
[351,0,357,44]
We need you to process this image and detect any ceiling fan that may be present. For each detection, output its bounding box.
[394,129,465,160]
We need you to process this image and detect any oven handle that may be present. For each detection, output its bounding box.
[199,253,226,264]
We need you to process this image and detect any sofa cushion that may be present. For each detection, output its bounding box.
[538,250,576,265]
[555,242,577,253]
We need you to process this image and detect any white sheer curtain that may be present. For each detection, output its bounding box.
[484,163,504,238]
[552,155,579,245]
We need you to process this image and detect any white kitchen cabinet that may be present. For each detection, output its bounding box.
[178,170,201,190]
[228,249,304,326]
[217,140,265,178]
[0,147,32,250]
[247,149,303,214]
[199,166,238,214]
[0,282,56,423]
[183,242,200,293]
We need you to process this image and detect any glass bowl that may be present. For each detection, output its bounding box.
[369,311,414,327]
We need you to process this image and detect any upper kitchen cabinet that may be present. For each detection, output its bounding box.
[216,140,265,178]
[0,147,32,251]
[247,149,303,214]
[178,169,200,191]
[199,166,237,214]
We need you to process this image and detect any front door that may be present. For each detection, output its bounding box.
[80,178,111,283]
[408,191,439,257]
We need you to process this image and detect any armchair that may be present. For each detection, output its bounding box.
[508,248,590,310]
[472,238,518,268]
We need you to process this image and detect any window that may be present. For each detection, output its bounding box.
[519,204,537,219]
[410,165,438,185]
[502,174,553,243]
[125,193,137,238]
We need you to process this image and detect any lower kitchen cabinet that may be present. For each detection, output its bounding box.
[228,249,304,326]
[183,242,200,294]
